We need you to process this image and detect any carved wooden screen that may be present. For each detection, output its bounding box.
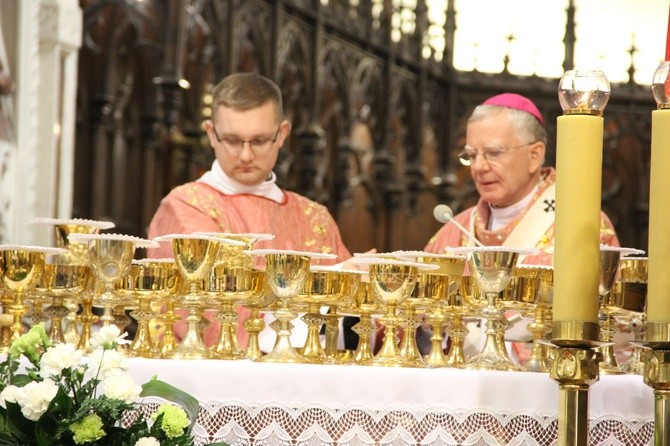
[74,0,653,254]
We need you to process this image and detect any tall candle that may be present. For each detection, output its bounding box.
[553,114,603,324]
[666,5,670,61]
[647,108,670,325]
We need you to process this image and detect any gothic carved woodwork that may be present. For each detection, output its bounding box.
[74,0,653,254]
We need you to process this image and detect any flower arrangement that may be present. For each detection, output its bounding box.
[0,324,227,446]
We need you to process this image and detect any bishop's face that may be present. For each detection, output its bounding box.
[465,110,544,208]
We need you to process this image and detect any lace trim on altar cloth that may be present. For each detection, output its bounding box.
[135,400,654,446]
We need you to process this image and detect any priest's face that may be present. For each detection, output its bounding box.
[465,109,544,208]
[206,102,290,186]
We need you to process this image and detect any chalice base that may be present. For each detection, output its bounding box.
[466,321,520,371]
[163,309,212,360]
[259,309,306,363]
[352,316,376,364]
[598,345,625,375]
[373,326,405,367]
[244,309,266,361]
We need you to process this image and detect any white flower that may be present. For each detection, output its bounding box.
[90,325,131,350]
[39,343,83,378]
[0,385,22,408]
[102,371,142,404]
[16,379,58,421]
[135,437,160,446]
[86,348,128,381]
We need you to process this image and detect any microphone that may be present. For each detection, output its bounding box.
[433,204,485,247]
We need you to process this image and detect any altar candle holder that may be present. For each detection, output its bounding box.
[644,60,670,446]
[551,68,610,446]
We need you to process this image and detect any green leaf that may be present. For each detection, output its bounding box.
[140,379,200,432]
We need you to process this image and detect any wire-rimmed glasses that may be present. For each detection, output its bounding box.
[212,124,281,155]
[458,141,536,167]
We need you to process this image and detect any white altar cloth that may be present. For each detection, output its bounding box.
[127,358,655,445]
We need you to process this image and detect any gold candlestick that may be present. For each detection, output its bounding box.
[552,68,610,446]
[643,61,670,446]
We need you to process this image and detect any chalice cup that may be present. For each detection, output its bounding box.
[118,259,181,358]
[35,263,91,344]
[455,246,537,371]
[597,246,645,374]
[32,217,115,264]
[69,234,158,331]
[154,234,224,360]
[617,256,648,374]
[249,249,336,363]
[0,245,65,344]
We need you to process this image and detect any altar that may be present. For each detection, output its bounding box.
[127,358,655,446]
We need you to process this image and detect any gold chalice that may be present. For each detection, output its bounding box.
[247,249,337,363]
[153,234,227,360]
[616,256,648,374]
[197,232,267,356]
[522,266,554,373]
[205,265,265,359]
[339,280,382,364]
[117,259,181,358]
[394,251,467,368]
[231,269,270,361]
[34,263,92,344]
[69,234,158,332]
[293,266,342,363]
[350,257,435,367]
[32,217,115,264]
[323,269,364,362]
[597,246,644,374]
[0,245,66,344]
[454,246,538,371]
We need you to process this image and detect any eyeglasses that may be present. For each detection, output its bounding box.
[457,142,536,167]
[212,124,281,155]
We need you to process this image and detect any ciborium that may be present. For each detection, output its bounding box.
[247,249,337,363]
[153,234,231,360]
[68,234,158,333]
[34,263,92,344]
[117,259,181,358]
[453,246,538,371]
[0,245,66,344]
